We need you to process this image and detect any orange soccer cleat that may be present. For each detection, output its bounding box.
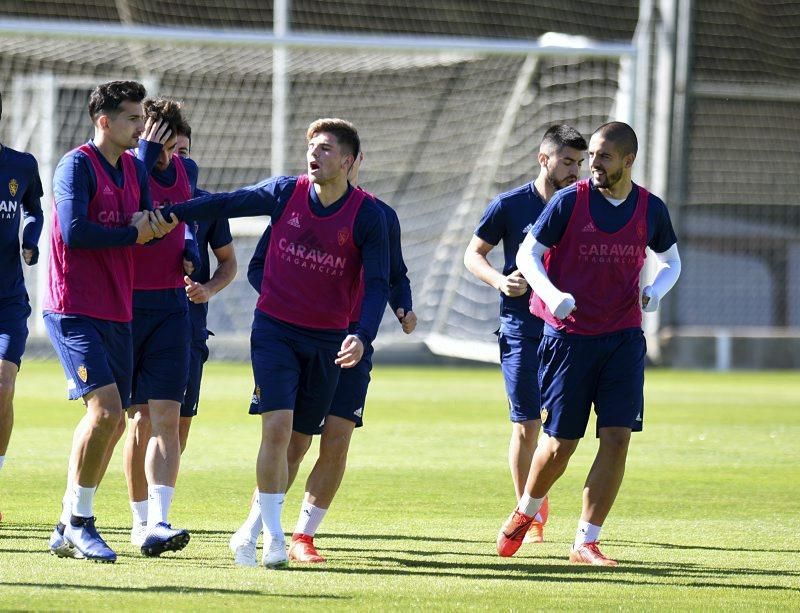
[569,541,618,566]
[496,509,534,557]
[288,533,326,563]
[523,496,549,544]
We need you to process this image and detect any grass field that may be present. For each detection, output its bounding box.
[0,361,798,610]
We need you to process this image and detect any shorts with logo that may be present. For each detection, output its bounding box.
[327,343,374,430]
[131,306,191,405]
[248,311,343,436]
[498,331,541,422]
[538,328,646,440]
[44,312,133,407]
[0,299,31,368]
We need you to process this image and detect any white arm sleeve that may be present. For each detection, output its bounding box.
[516,233,575,319]
[642,243,681,312]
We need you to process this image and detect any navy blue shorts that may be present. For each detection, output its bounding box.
[538,329,646,440]
[181,339,209,418]
[0,300,31,368]
[248,315,342,436]
[131,307,191,405]
[44,312,133,407]
[498,332,542,422]
[327,344,373,430]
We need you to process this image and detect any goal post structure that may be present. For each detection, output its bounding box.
[0,15,649,362]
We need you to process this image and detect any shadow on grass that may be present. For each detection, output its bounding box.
[288,558,800,593]
[0,581,348,599]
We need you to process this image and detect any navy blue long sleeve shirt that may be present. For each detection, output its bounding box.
[0,144,44,303]
[52,141,152,249]
[163,175,389,345]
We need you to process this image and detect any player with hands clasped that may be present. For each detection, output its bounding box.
[464,125,587,543]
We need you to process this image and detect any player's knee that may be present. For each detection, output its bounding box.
[319,432,352,463]
[599,428,631,456]
[512,420,540,443]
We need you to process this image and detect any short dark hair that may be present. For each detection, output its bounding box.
[306,118,360,160]
[176,122,192,142]
[592,121,638,156]
[88,80,146,122]
[143,96,189,140]
[540,124,587,152]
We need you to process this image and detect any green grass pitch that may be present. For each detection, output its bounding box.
[1,361,798,610]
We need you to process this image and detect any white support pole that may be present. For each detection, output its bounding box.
[272,0,290,177]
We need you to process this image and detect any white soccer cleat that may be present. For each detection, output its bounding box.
[262,537,288,569]
[229,531,258,568]
[130,521,147,547]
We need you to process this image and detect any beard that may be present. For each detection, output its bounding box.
[592,166,623,189]
[546,171,577,191]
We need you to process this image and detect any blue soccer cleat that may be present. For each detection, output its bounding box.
[63,516,117,563]
[140,522,190,557]
[48,522,85,559]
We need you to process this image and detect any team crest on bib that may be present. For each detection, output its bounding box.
[540,407,548,425]
[77,365,88,383]
[8,179,18,197]
[337,227,350,246]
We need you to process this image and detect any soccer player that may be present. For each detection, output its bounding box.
[0,89,44,521]
[45,80,177,563]
[497,121,681,566]
[174,125,237,453]
[464,125,586,543]
[159,118,389,568]
[121,97,201,555]
[229,151,414,565]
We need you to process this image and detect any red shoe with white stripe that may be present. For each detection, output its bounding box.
[569,541,618,566]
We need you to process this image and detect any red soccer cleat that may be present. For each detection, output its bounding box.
[569,541,618,566]
[523,496,549,544]
[496,509,534,557]
[288,533,326,563]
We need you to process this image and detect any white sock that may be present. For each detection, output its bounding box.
[147,484,175,528]
[258,492,285,543]
[0,455,5,470]
[241,497,263,543]
[294,500,327,537]
[517,492,544,518]
[72,485,96,518]
[130,500,148,526]
[574,520,602,548]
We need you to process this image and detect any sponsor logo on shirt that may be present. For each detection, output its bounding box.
[8,179,18,197]
[337,227,350,246]
[277,237,348,277]
[0,200,19,220]
[582,222,597,233]
[578,242,644,264]
[97,210,129,226]
[102,185,114,197]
